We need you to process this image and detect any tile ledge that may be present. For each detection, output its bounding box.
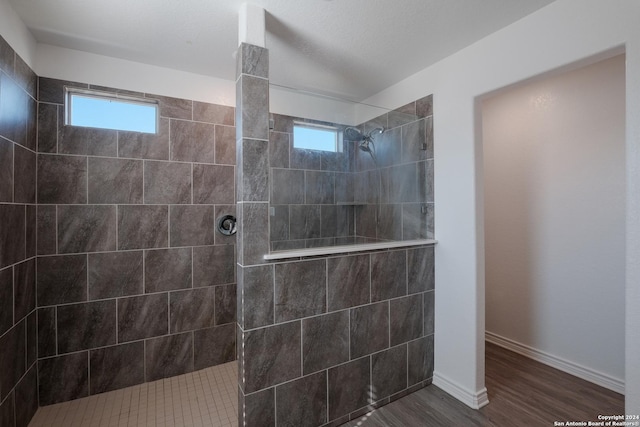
[263,239,437,260]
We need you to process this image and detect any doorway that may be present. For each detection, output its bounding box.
[481,54,625,394]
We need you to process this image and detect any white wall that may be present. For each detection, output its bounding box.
[0,0,37,67]
[483,55,625,392]
[365,0,640,412]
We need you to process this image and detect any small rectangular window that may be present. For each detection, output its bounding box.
[293,122,340,152]
[66,89,158,134]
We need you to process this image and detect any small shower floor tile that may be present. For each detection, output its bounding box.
[29,361,238,427]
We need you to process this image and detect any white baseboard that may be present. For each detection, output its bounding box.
[485,331,624,395]
[432,372,490,409]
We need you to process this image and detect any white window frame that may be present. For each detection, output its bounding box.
[292,121,342,152]
[65,88,159,134]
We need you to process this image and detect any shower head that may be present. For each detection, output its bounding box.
[344,126,385,142]
[344,127,366,142]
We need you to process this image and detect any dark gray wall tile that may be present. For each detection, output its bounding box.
[58,125,117,157]
[0,204,25,268]
[276,371,327,427]
[0,73,27,147]
[14,258,35,322]
[194,323,235,370]
[416,95,433,118]
[193,245,235,287]
[270,205,289,242]
[390,294,423,346]
[37,308,56,358]
[244,321,301,393]
[291,148,321,170]
[88,157,143,204]
[118,118,169,160]
[402,203,429,240]
[38,78,87,104]
[37,103,58,153]
[170,120,215,163]
[302,310,349,374]
[38,352,88,405]
[143,161,191,204]
[26,310,36,367]
[144,248,191,293]
[15,364,37,427]
[117,293,168,343]
[389,163,418,203]
[193,102,234,125]
[37,255,87,306]
[271,169,304,205]
[388,102,417,129]
[56,300,116,353]
[37,205,56,255]
[148,94,192,120]
[169,205,215,247]
[418,159,434,203]
[25,205,35,259]
[240,387,274,427]
[350,301,389,359]
[372,345,407,400]
[90,342,145,395]
[88,251,143,300]
[193,164,234,204]
[238,75,268,141]
[215,283,236,325]
[0,138,12,202]
[289,205,321,240]
[0,267,12,336]
[57,205,117,254]
[37,154,87,204]
[328,356,370,420]
[408,246,434,294]
[214,125,236,165]
[144,332,193,382]
[305,171,335,205]
[275,259,326,322]
[239,43,268,78]
[270,114,294,134]
[241,138,269,202]
[327,254,370,311]
[371,250,407,302]
[355,204,376,239]
[377,204,403,241]
[117,205,168,250]
[401,118,427,163]
[0,36,14,75]
[238,203,269,266]
[0,391,14,427]
[0,321,25,400]
[321,151,349,172]
[240,265,274,329]
[169,287,216,333]
[424,291,434,336]
[26,96,37,152]
[14,145,35,204]
[269,131,289,168]
[408,335,434,387]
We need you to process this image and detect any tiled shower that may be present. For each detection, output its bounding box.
[0,34,435,427]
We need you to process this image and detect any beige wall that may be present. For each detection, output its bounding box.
[483,55,625,391]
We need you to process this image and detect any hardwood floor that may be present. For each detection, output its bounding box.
[342,342,624,426]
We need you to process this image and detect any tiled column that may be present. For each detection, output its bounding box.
[235,43,273,425]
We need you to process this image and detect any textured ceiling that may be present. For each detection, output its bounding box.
[9,0,556,100]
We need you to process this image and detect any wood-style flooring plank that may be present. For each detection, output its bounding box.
[341,342,623,426]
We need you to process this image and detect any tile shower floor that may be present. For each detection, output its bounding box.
[29,361,238,427]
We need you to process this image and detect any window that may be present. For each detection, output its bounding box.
[66,89,158,134]
[293,122,340,152]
